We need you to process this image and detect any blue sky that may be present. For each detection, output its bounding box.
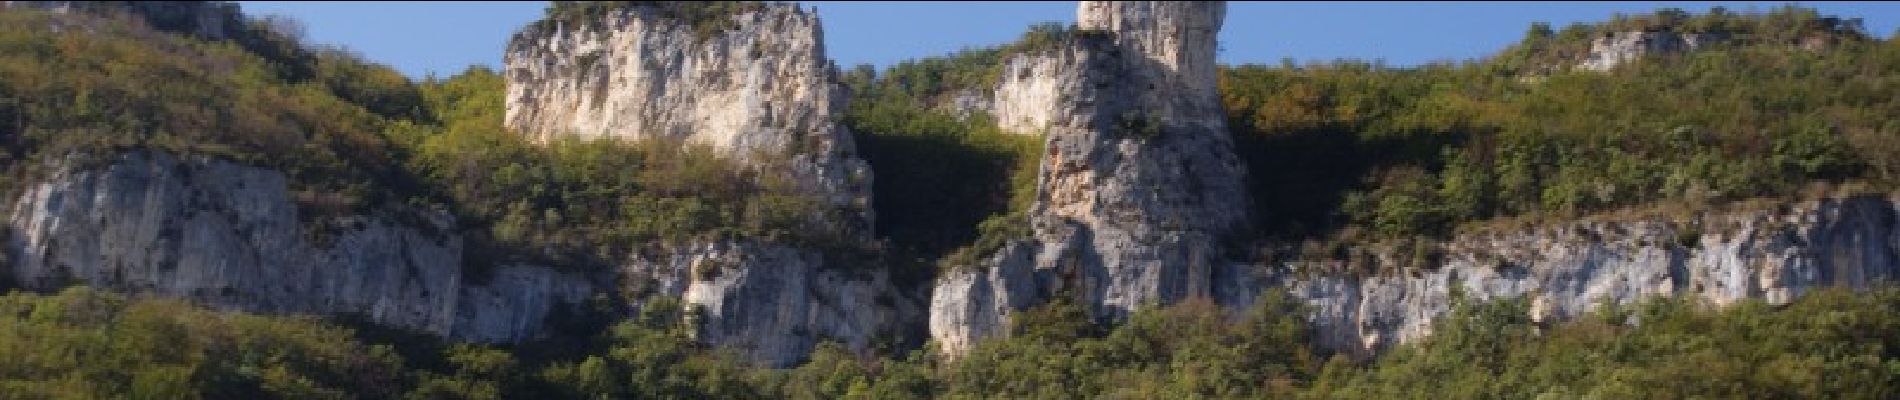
[234,1,1900,80]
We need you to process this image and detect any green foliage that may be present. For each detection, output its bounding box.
[0,3,842,278]
[531,1,769,41]
[862,20,1106,104]
[0,287,405,399]
[1223,6,1900,247]
[6,3,1900,399]
[312,47,426,121]
[844,55,1042,275]
[534,322,763,399]
[937,293,1320,399]
[1309,288,1900,399]
[410,67,835,273]
[9,284,1900,399]
[835,18,1118,278]
[1492,6,1873,75]
[0,5,428,226]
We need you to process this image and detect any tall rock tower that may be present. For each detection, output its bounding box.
[930,1,1250,354]
[503,3,903,367]
[504,2,872,229]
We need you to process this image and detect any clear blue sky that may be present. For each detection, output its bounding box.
[235,1,1900,80]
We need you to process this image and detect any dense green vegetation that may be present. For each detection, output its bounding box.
[0,4,450,230]
[403,67,841,275]
[1495,5,1874,75]
[5,2,1900,398]
[10,284,1900,398]
[839,19,1130,273]
[0,288,406,398]
[1222,6,1900,254]
[525,1,770,41]
[848,21,1109,107]
[1309,288,1900,399]
[843,65,1041,273]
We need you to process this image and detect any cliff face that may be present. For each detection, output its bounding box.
[3,151,593,342]
[931,1,1250,354]
[503,3,870,222]
[1577,31,1727,71]
[623,241,913,367]
[504,3,908,367]
[1255,195,1900,356]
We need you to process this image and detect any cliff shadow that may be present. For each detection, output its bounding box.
[1232,121,1475,242]
[852,116,1033,288]
[0,222,16,293]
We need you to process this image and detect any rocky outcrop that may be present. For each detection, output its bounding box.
[928,2,1894,359]
[930,1,1250,354]
[505,3,912,366]
[1242,195,1900,356]
[929,241,1042,353]
[936,188,1900,358]
[3,151,593,342]
[1577,30,1727,71]
[623,240,912,367]
[989,54,1068,135]
[503,3,871,223]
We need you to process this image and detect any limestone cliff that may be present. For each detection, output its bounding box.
[622,240,913,367]
[504,2,909,366]
[931,2,1900,358]
[937,186,1900,358]
[1577,30,1727,71]
[503,3,870,223]
[1256,195,1900,356]
[930,1,1251,354]
[3,151,593,342]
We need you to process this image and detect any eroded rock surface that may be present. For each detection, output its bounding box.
[5,151,593,342]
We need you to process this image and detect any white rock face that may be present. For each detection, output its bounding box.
[990,55,1068,135]
[1242,195,1900,356]
[992,1,1224,136]
[930,1,1250,355]
[3,151,593,342]
[505,3,911,366]
[930,3,1897,358]
[927,241,1043,353]
[935,191,1900,358]
[503,3,870,223]
[1578,31,1726,71]
[623,240,913,367]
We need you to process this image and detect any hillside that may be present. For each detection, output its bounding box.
[1,1,1899,398]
